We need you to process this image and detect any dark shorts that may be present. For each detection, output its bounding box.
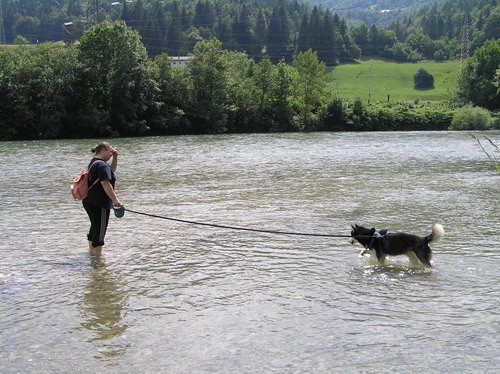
[83,202,110,247]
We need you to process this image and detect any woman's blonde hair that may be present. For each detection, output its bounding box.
[91,142,111,154]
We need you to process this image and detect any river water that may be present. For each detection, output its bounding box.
[0,131,499,373]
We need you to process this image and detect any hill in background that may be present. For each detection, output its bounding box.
[309,0,437,26]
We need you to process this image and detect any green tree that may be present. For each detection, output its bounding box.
[383,42,424,62]
[379,30,398,51]
[14,35,30,45]
[306,6,321,55]
[142,2,167,56]
[406,32,435,59]
[340,18,360,59]
[456,39,500,110]
[233,4,255,53]
[268,60,294,131]
[189,38,230,133]
[166,5,182,56]
[128,0,146,35]
[0,43,77,140]
[321,97,346,131]
[224,52,261,132]
[75,21,156,136]
[150,53,192,134]
[320,10,338,64]
[266,6,291,63]
[291,49,329,130]
[253,58,275,109]
[193,0,216,29]
[483,8,500,41]
[331,12,347,60]
[297,13,310,53]
[367,24,381,55]
[350,23,370,55]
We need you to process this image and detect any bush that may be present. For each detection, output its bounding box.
[450,105,492,130]
[490,111,500,129]
[338,100,453,131]
[321,97,346,131]
[414,68,434,89]
[14,35,30,45]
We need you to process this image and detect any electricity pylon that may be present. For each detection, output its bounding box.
[460,14,470,63]
[86,0,106,26]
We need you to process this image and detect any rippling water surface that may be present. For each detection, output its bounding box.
[1,132,499,373]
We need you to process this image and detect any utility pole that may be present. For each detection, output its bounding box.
[86,0,106,26]
[0,0,6,45]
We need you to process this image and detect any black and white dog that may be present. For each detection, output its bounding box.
[350,224,444,267]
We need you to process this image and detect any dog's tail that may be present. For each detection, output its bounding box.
[426,223,445,243]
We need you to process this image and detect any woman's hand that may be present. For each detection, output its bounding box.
[110,147,118,158]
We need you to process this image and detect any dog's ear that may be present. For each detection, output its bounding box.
[370,228,376,234]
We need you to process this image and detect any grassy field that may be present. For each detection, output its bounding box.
[327,59,461,102]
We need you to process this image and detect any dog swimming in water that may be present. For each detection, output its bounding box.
[350,224,444,267]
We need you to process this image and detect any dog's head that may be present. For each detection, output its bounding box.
[350,224,376,247]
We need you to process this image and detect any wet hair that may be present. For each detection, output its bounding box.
[91,142,111,154]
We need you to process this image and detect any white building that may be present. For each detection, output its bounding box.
[171,56,191,68]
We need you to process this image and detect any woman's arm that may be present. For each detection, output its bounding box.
[101,180,121,207]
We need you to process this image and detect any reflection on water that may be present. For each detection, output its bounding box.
[0,131,498,373]
[79,256,129,359]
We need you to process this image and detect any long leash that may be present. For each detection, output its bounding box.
[123,207,355,239]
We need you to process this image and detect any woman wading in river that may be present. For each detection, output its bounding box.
[83,142,122,255]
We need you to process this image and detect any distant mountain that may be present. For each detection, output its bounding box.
[308,0,437,26]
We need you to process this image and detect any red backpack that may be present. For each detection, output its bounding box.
[71,161,100,200]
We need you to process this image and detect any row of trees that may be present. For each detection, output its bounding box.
[1,0,499,63]
[387,0,499,60]
[1,21,498,141]
[0,21,330,140]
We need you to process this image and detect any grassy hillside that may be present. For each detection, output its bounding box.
[327,59,461,102]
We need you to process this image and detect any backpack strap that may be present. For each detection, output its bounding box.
[88,159,101,189]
